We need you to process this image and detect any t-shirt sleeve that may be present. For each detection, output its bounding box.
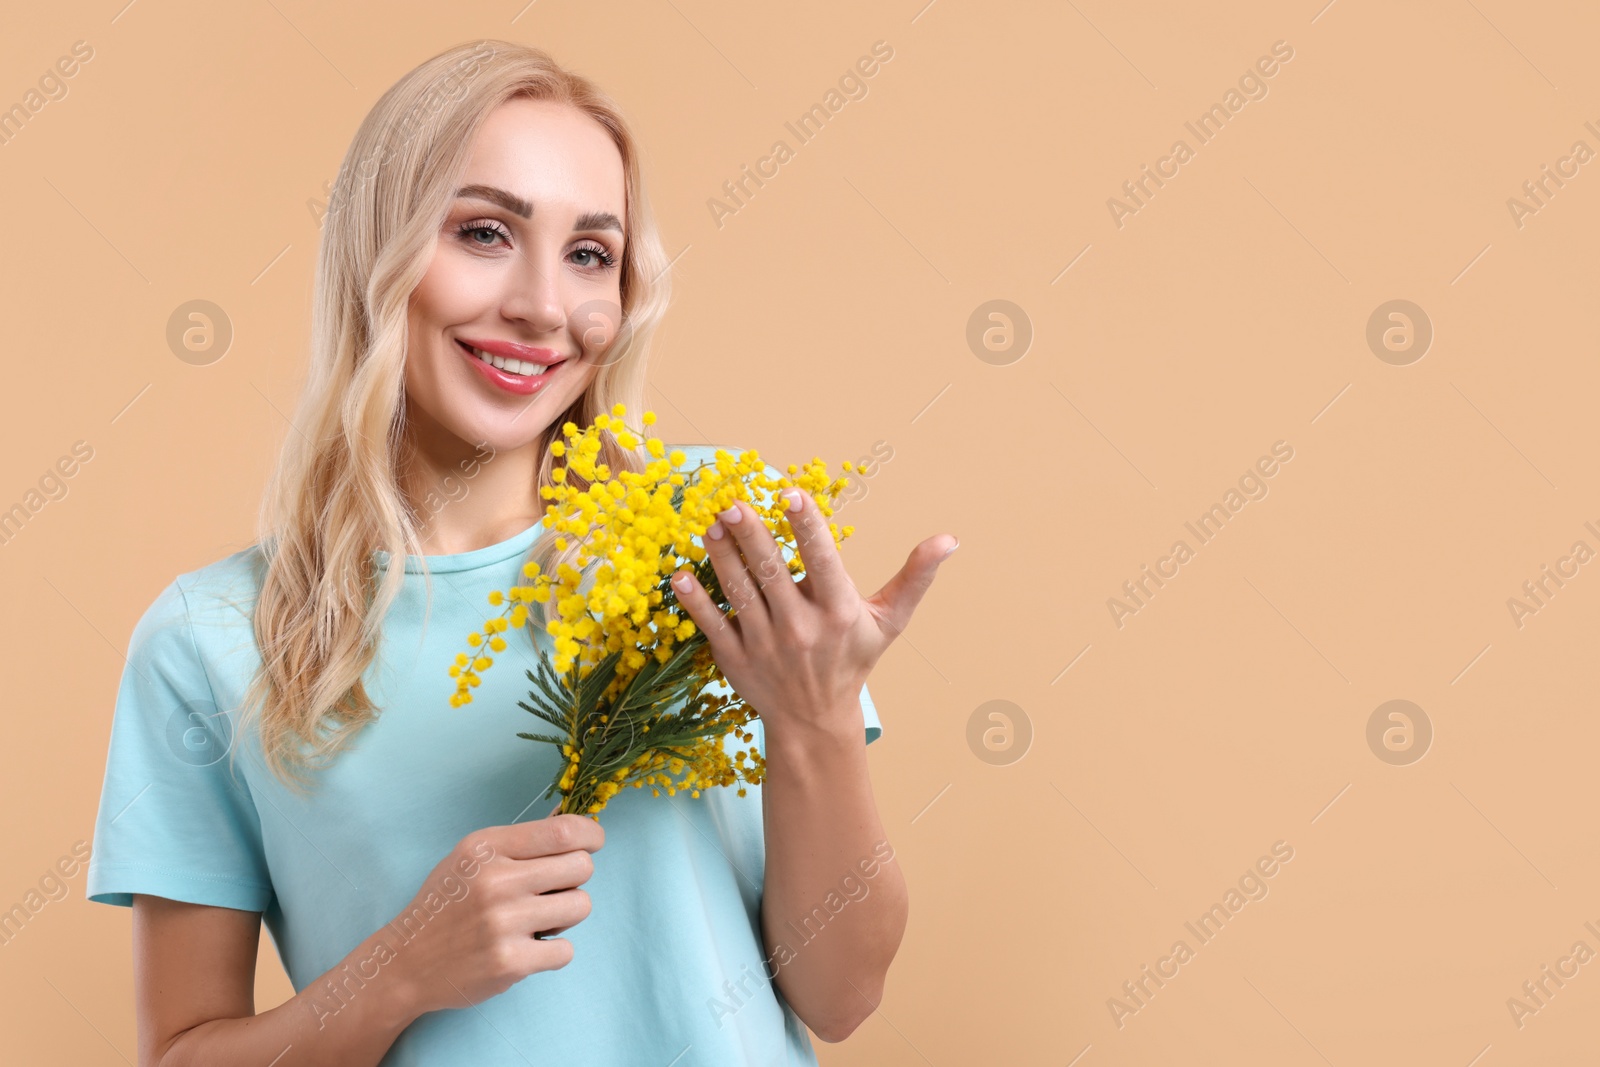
[859,680,883,746]
[85,577,275,912]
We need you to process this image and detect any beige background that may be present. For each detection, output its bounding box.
[1,0,1597,1063]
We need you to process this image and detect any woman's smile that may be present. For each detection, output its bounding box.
[456,336,572,395]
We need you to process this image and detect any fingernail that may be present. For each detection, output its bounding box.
[672,571,693,590]
[708,521,725,541]
[942,538,959,558]
[782,488,803,512]
[718,505,742,525]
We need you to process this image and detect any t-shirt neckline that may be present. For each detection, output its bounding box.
[373,517,548,574]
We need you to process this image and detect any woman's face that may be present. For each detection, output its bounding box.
[404,97,627,456]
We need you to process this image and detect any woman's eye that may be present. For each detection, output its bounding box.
[454,222,615,269]
[457,220,511,247]
[572,244,618,270]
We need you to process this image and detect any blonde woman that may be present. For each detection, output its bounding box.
[86,39,956,1066]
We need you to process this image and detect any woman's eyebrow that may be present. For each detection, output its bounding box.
[455,185,623,234]
[457,184,532,218]
[573,210,624,235]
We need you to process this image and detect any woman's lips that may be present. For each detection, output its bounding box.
[458,339,562,397]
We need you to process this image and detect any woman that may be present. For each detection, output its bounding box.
[86,39,956,1066]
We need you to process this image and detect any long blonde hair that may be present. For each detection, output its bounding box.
[234,40,672,791]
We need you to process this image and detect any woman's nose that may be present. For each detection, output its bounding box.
[503,246,567,335]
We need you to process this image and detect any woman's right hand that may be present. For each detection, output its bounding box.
[389,813,604,1016]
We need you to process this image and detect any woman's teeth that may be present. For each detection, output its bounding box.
[468,345,554,377]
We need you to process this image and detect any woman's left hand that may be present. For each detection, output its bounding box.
[669,485,957,736]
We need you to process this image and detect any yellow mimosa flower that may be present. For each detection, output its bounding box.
[444,407,855,817]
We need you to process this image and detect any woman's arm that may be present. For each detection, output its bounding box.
[134,895,416,1066]
[667,483,953,1043]
[133,813,604,1066]
[759,710,907,1042]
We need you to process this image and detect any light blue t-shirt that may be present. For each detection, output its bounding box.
[86,447,882,1066]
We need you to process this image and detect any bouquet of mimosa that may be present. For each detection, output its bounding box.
[446,405,857,818]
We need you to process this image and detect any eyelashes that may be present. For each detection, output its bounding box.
[457,219,514,246]
[573,242,617,270]
[455,219,618,271]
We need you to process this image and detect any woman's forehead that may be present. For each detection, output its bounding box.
[458,99,626,220]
